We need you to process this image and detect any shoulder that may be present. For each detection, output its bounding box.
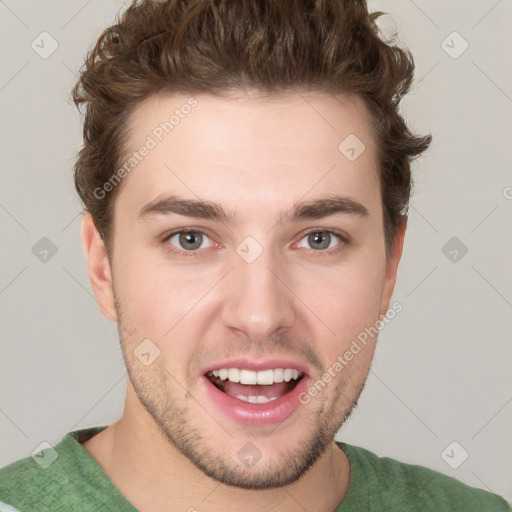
[338,442,511,512]
[0,450,67,509]
[0,427,110,511]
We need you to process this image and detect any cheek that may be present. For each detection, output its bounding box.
[113,232,387,373]
[112,255,213,368]
[114,244,201,318]
[297,257,385,350]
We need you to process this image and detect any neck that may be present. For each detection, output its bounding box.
[82,385,351,512]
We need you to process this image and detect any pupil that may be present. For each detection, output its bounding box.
[180,231,202,250]
[309,231,329,250]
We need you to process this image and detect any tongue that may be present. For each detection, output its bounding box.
[223,380,291,399]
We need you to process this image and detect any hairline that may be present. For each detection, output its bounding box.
[100,88,395,258]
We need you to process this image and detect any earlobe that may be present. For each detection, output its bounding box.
[380,219,407,317]
[81,213,118,323]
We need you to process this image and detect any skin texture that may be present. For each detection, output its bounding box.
[81,90,406,511]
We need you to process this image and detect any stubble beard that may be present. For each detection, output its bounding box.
[115,299,371,490]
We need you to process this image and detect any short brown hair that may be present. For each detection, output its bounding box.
[72,0,431,254]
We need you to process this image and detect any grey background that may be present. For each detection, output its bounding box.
[1,0,511,504]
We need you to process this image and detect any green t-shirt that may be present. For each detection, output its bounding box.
[0,426,510,511]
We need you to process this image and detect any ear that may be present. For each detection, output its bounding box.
[81,212,118,322]
[379,219,407,317]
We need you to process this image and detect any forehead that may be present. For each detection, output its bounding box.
[116,90,381,221]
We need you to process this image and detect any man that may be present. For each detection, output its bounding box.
[0,0,510,511]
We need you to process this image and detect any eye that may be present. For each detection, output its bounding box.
[296,230,344,252]
[166,230,214,253]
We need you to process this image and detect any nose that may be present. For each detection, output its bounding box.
[221,243,296,343]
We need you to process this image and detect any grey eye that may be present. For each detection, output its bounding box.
[168,231,213,251]
[298,231,341,251]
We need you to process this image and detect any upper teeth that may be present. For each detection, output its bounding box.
[211,368,302,385]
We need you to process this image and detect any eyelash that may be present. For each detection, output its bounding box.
[161,228,350,259]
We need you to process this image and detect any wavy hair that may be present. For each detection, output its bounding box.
[72,0,431,254]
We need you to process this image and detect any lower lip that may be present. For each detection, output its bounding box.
[202,375,310,426]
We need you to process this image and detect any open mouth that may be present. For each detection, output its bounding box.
[205,367,304,404]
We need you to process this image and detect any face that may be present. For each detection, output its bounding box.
[85,90,404,489]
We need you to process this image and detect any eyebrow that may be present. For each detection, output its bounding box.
[137,193,369,224]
